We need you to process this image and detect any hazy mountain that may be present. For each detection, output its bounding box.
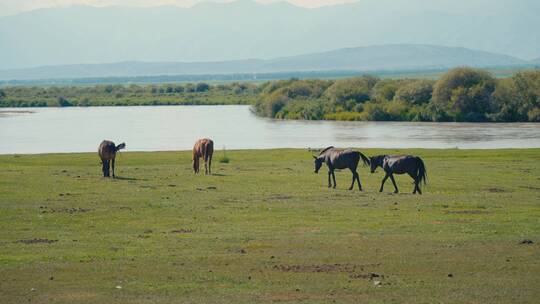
[0,44,528,81]
[0,0,539,69]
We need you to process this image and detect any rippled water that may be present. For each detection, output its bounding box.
[0,106,539,154]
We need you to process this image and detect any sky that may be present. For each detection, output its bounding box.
[0,0,358,16]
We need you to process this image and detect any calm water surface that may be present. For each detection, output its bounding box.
[0,106,539,154]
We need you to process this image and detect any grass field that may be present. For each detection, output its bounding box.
[1,149,539,303]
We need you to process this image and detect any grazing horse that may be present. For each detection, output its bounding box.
[98,140,126,178]
[370,155,427,194]
[313,146,370,191]
[193,138,214,175]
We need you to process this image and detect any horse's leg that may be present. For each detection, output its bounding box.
[327,171,332,188]
[208,155,212,175]
[204,159,208,175]
[408,172,417,194]
[349,169,356,190]
[380,174,389,192]
[389,174,399,193]
[105,160,110,177]
[101,161,107,177]
[194,157,199,174]
[112,158,116,178]
[332,171,337,189]
[356,172,363,191]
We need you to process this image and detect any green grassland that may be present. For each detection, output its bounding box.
[1,149,539,303]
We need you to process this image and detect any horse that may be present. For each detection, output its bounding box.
[98,140,126,178]
[370,155,427,194]
[193,138,214,175]
[313,146,371,191]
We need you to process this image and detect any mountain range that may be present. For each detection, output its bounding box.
[0,0,539,71]
[0,44,535,81]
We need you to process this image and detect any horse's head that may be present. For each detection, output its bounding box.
[370,155,384,173]
[313,155,324,174]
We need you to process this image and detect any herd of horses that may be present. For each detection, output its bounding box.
[98,139,427,194]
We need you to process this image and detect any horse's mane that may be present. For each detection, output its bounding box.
[319,146,335,155]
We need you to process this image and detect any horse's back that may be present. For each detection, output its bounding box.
[193,138,214,157]
[329,149,359,169]
[384,155,420,173]
[98,140,116,160]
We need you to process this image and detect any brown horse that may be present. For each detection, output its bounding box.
[98,140,126,178]
[193,138,214,175]
[370,155,427,194]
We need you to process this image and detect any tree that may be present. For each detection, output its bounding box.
[432,67,496,121]
[104,85,114,94]
[259,89,289,117]
[57,96,72,107]
[512,70,540,122]
[394,79,434,105]
[372,79,400,102]
[490,78,521,122]
[195,83,210,92]
[324,76,379,111]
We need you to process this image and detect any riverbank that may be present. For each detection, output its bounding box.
[1,148,539,303]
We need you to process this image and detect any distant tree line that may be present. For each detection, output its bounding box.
[1,67,539,122]
[0,82,258,107]
[253,68,540,122]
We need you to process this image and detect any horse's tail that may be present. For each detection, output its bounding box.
[358,151,371,167]
[417,157,427,185]
[115,142,126,152]
[205,140,214,162]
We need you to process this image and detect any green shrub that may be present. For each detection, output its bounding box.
[219,148,230,164]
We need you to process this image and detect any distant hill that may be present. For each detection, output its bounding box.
[0,44,529,81]
[0,0,539,69]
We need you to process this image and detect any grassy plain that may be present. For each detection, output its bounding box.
[1,149,539,303]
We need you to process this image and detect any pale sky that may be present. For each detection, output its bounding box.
[0,0,359,16]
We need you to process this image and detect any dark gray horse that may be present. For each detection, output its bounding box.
[98,140,126,178]
[313,147,370,191]
[370,155,427,194]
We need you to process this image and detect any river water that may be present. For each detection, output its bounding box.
[0,106,539,154]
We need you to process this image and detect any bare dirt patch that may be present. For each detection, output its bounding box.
[16,238,58,244]
[170,228,194,234]
[39,206,91,214]
[273,263,384,280]
[445,210,490,215]
[264,195,293,201]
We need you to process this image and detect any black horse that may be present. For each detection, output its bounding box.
[370,155,427,194]
[313,147,370,191]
